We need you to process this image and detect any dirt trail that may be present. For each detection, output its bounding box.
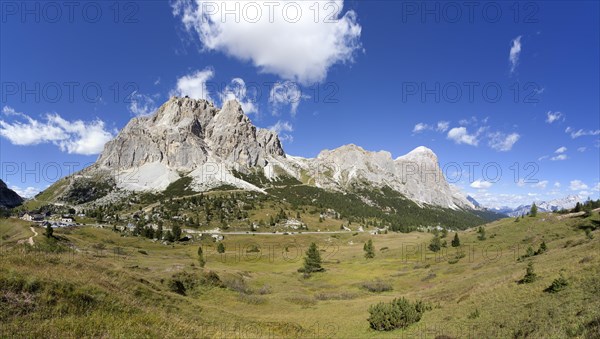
[27,227,38,246]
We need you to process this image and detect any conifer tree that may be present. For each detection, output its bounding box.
[364,239,375,259]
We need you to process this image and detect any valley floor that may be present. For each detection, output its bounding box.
[1,211,599,338]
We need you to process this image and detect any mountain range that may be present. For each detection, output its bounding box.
[84,97,474,208]
[491,195,582,217]
[29,97,503,229]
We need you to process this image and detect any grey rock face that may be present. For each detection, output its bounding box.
[96,97,285,173]
[0,180,23,208]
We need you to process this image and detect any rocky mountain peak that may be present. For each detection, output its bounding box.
[396,146,438,163]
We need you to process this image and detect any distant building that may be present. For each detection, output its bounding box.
[21,213,44,222]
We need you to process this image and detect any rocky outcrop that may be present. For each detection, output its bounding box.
[286,145,474,209]
[0,180,23,208]
[96,97,285,172]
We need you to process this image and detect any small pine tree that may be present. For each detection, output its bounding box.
[530,203,538,217]
[536,241,547,255]
[197,245,206,267]
[451,233,460,247]
[364,239,375,259]
[217,242,225,254]
[45,224,53,238]
[155,223,163,240]
[477,227,486,241]
[441,228,448,238]
[299,242,324,274]
[521,262,537,284]
[545,272,569,293]
[172,224,182,241]
[583,204,593,218]
[429,235,442,252]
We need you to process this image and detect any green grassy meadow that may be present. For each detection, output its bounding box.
[1,211,599,338]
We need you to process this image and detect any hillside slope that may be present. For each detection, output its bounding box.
[1,210,598,337]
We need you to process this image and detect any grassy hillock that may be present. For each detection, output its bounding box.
[0,209,598,337]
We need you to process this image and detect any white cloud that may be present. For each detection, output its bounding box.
[470,179,493,189]
[172,0,362,84]
[9,186,40,199]
[0,107,113,155]
[566,127,600,139]
[488,132,520,151]
[555,146,567,153]
[269,81,308,116]
[171,68,215,101]
[412,123,430,134]
[550,154,567,161]
[545,111,564,124]
[219,78,258,115]
[517,179,526,187]
[447,127,479,146]
[509,35,522,73]
[569,180,588,191]
[531,180,548,189]
[593,183,600,192]
[577,147,586,152]
[436,121,449,132]
[268,120,293,142]
[554,181,561,188]
[128,91,158,117]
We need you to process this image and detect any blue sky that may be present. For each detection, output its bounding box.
[1,1,598,207]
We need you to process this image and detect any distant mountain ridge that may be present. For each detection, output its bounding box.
[491,195,582,217]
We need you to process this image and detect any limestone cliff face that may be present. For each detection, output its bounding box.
[286,145,474,210]
[96,97,284,173]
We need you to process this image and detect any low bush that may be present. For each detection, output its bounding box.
[545,273,569,293]
[361,279,393,293]
[368,297,430,331]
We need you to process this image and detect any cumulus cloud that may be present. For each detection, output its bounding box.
[128,91,158,117]
[488,132,520,151]
[269,81,308,116]
[412,123,430,134]
[545,111,564,124]
[554,181,561,188]
[268,120,294,142]
[219,78,258,115]
[0,106,113,155]
[436,121,449,132]
[569,180,588,191]
[531,180,548,189]
[171,68,215,101]
[447,127,479,146]
[172,0,362,84]
[9,185,40,199]
[509,35,522,73]
[470,179,493,189]
[565,126,600,139]
[577,147,586,152]
[555,146,567,153]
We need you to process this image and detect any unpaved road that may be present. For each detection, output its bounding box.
[27,226,38,245]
